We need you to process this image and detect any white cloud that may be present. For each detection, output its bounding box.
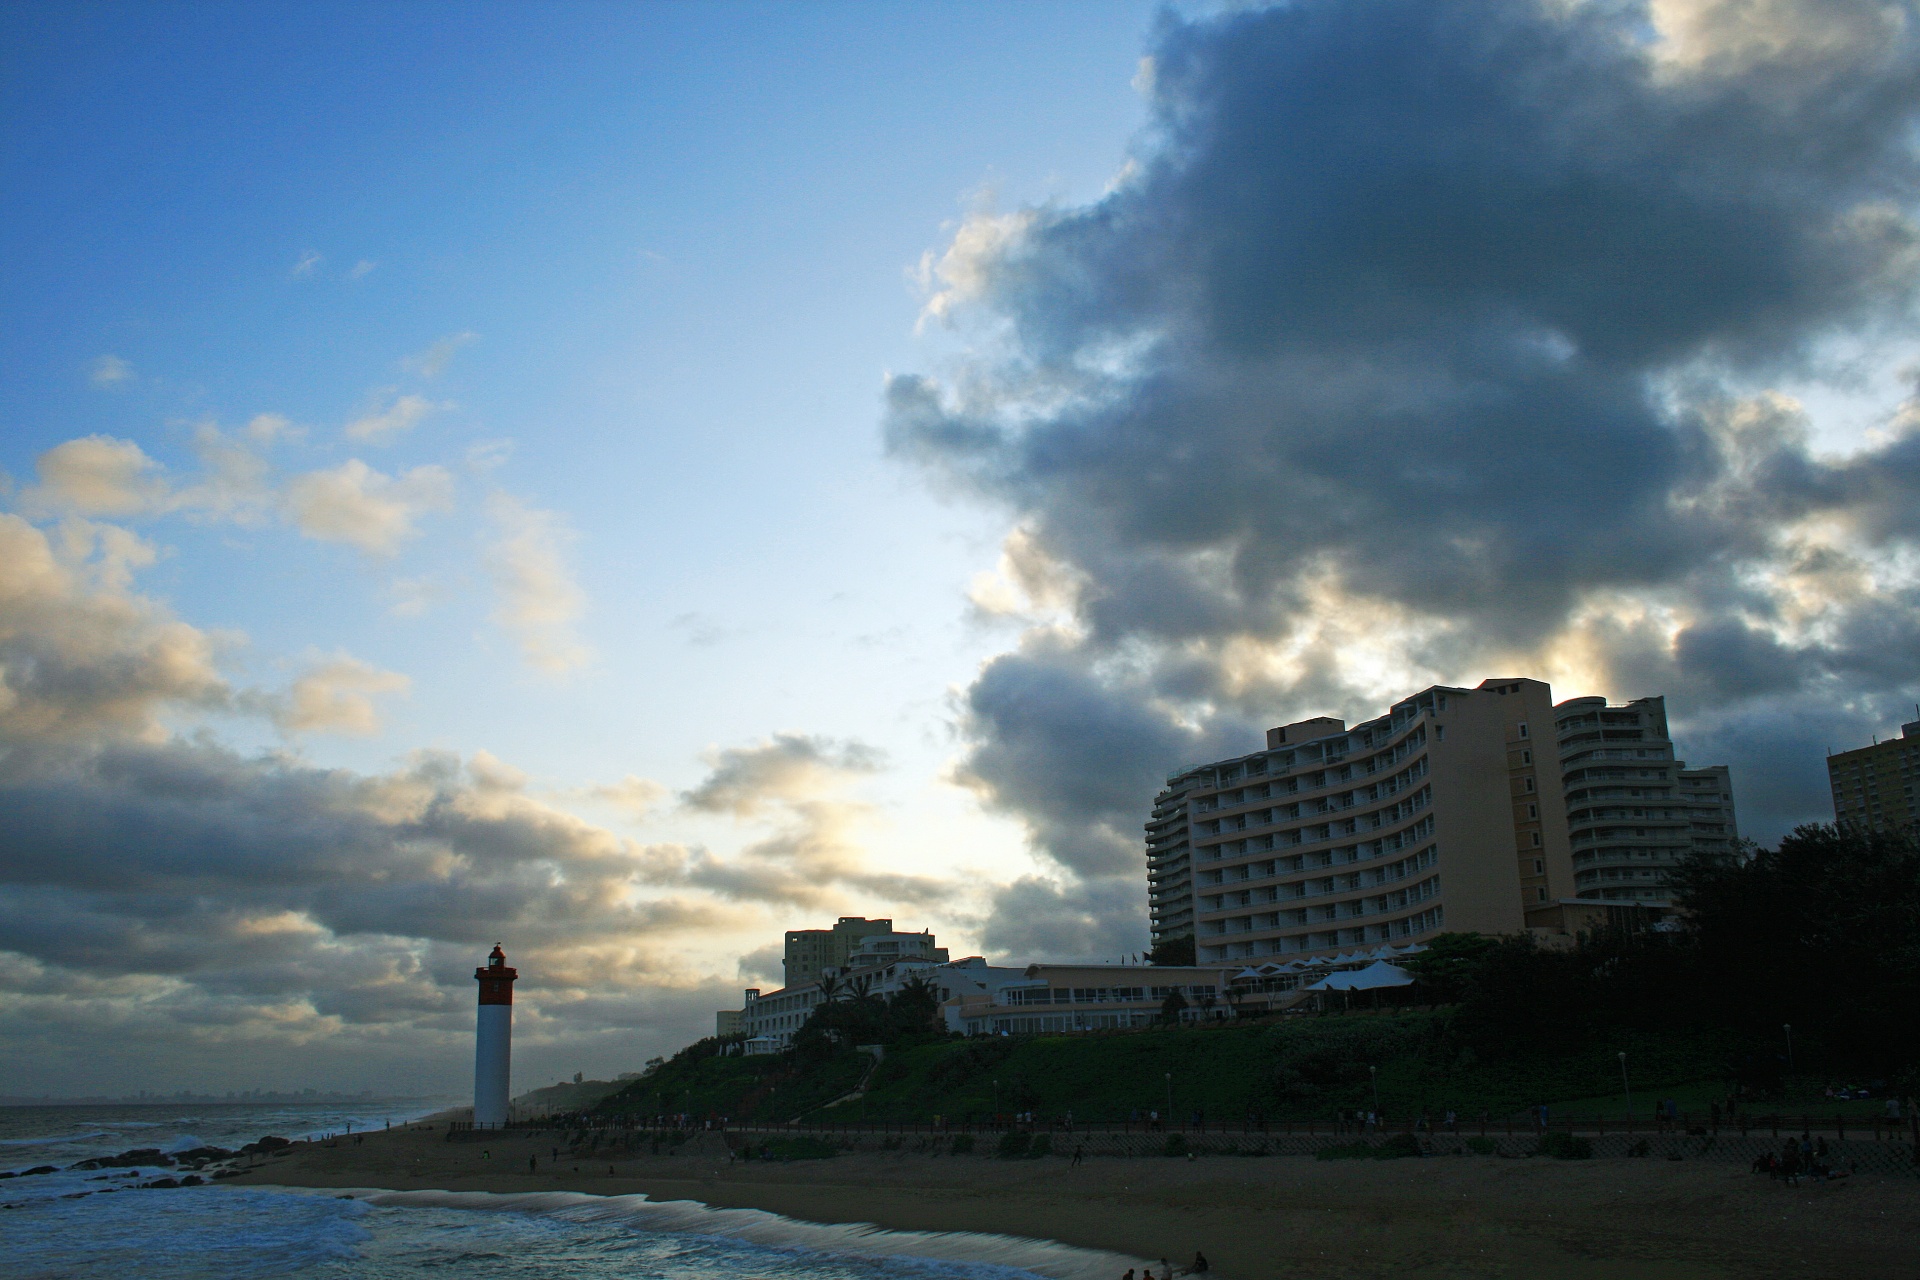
[483,492,588,673]
[349,259,377,279]
[276,654,410,736]
[344,392,450,444]
[243,413,303,444]
[27,436,169,517]
[403,332,478,378]
[88,355,134,387]
[291,250,322,277]
[283,459,453,556]
[589,774,669,821]
[0,513,229,743]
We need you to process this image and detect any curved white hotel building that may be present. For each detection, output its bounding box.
[1148,678,1736,964]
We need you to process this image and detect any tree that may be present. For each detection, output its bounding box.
[1159,987,1189,1026]
[1149,935,1196,966]
[1401,932,1500,1003]
[1672,823,1920,1075]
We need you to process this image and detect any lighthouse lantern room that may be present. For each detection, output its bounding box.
[473,944,518,1127]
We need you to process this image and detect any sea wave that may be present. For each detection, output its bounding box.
[297,1186,1142,1280]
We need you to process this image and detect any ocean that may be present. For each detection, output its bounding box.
[0,1104,1120,1280]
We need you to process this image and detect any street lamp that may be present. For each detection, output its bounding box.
[1164,1072,1174,1126]
[1783,1024,1794,1076]
[1369,1065,1380,1117]
[1618,1052,1631,1126]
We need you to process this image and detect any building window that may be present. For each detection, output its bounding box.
[1537,887,1548,902]
[1518,723,1529,738]
[1524,778,1535,792]
[1534,858,1545,874]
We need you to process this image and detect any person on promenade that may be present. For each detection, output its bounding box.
[1159,1258,1173,1280]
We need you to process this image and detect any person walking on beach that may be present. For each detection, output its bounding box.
[1189,1250,1210,1273]
[1072,1145,1085,1168]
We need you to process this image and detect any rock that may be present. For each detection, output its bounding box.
[71,1148,171,1171]
[171,1146,232,1164]
[20,1167,57,1177]
[237,1136,292,1156]
[142,1177,181,1189]
[179,1175,204,1187]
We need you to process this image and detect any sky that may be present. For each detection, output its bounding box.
[3,0,1919,1098]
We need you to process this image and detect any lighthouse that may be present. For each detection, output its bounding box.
[473,943,518,1127]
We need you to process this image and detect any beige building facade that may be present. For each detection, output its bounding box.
[1828,720,1920,833]
[1149,678,1739,963]
[782,916,947,987]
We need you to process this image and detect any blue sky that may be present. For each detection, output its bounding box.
[4,0,1920,1096]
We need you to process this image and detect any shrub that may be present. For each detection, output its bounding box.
[1163,1133,1190,1158]
[1465,1136,1496,1155]
[949,1134,974,1155]
[1316,1133,1422,1161]
[996,1131,1032,1158]
[1537,1131,1592,1160]
[1028,1134,1051,1159]
[759,1137,838,1161]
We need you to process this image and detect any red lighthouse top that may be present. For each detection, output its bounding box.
[475,944,519,1005]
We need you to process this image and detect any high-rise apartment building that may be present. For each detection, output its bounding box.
[781,916,947,987]
[1147,679,1738,962]
[1828,720,1920,833]
[1556,695,1738,903]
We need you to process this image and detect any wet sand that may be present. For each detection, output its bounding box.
[230,1125,1920,1279]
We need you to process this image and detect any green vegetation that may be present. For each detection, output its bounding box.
[1537,1131,1593,1160]
[737,1136,838,1161]
[1316,1133,1422,1160]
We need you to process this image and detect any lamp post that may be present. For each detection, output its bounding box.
[1369,1065,1380,1118]
[1165,1072,1174,1127]
[1618,1052,1631,1128]
[1783,1024,1794,1076]
[993,1078,1000,1125]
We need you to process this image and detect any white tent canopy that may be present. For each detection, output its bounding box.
[1304,960,1416,992]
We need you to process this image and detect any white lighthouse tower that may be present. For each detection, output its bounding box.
[473,943,518,1127]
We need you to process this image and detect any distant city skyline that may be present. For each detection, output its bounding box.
[4,0,1920,1097]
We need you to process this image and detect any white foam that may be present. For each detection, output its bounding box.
[282,1186,1146,1280]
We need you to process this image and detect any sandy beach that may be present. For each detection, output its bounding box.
[225,1124,1920,1279]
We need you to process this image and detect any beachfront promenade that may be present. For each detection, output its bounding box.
[445,1112,1920,1177]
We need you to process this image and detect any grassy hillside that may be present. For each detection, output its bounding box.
[595,1010,1755,1126]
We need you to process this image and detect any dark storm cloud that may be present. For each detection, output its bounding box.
[890,0,1920,950]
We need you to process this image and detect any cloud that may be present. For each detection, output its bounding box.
[0,735,749,1091]
[887,0,1920,947]
[404,332,478,378]
[88,355,134,387]
[350,259,377,279]
[24,428,283,527]
[652,733,951,910]
[291,250,322,277]
[483,492,588,673]
[589,775,669,821]
[0,513,229,744]
[345,392,450,443]
[284,459,453,556]
[27,436,169,517]
[274,654,410,736]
